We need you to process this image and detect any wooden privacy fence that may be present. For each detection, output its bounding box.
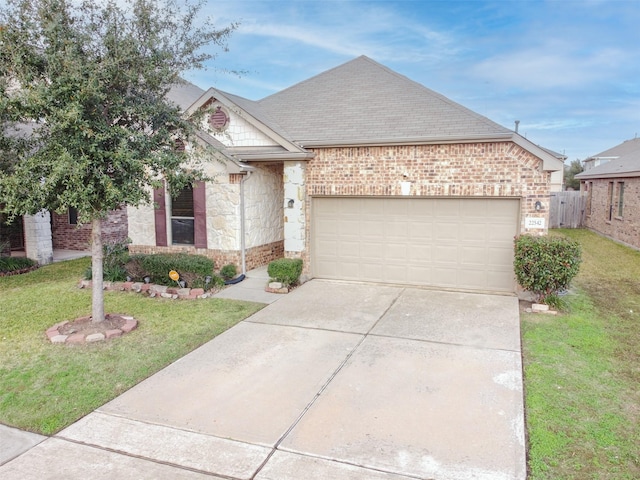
[549,191,587,228]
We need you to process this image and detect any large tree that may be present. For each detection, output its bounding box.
[0,0,235,321]
[564,159,584,191]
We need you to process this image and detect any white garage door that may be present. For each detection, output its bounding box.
[311,197,520,293]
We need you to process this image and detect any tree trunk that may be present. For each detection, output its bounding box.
[91,217,105,323]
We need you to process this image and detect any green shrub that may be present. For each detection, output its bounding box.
[130,253,215,288]
[514,235,582,303]
[220,264,237,280]
[0,256,37,274]
[103,239,130,281]
[267,258,303,286]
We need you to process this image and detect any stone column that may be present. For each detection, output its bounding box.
[283,161,306,253]
[24,210,53,265]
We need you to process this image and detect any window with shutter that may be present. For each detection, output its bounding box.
[171,186,195,245]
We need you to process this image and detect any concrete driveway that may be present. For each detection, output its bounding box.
[0,280,525,480]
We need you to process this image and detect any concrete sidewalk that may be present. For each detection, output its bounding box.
[0,281,525,479]
[212,266,283,304]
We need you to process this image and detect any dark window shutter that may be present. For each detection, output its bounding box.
[193,181,207,248]
[153,183,168,247]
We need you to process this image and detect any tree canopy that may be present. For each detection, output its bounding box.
[0,0,236,321]
[564,159,584,191]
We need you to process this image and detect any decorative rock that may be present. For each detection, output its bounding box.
[265,285,289,294]
[123,282,134,291]
[105,329,123,339]
[50,335,69,343]
[103,281,112,290]
[161,292,174,299]
[150,285,167,294]
[531,303,549,312]
[190,288,205,296]
[177,288,191,299]
[121,319,138,333]
[131,282,143,292]
[78,280,91,289]
[268,281,283,289]
[139,284,150,292]
[86,333,105,343]
[67,333,85,344]
[46,329,59,340]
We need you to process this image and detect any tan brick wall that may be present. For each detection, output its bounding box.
[51,207,128,250]
[289,142,553,274]
[584,177,640,249]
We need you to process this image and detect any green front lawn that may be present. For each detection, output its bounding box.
[0,257,263,435]
[523,229,640,479]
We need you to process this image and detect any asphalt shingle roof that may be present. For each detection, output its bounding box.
[257,56,512,145]
[166,81,205,112]
[576,138,640,179]
[587,137,640,159]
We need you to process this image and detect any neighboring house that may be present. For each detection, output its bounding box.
[1,119,129,263]
[0,208,128,264]
[127,56,563,293]
[576,138,640,249]
[538,146,567,191]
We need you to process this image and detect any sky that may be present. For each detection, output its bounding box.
[183,0,640,163]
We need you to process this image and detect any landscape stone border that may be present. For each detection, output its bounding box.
[78,280,212,299]
[46,316,138,345]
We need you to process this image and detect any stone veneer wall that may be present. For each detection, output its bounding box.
[51,208,128,250]
[129,239,283,273]
[128,163,285,271]
[584,177,640,249]
[288,142,553,273]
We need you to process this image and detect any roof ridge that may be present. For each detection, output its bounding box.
[258,55,370,103]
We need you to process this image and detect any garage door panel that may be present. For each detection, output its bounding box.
[384,243,409,262]
[435,199,461,217]
[461,246,487,265]
[408,222,434,240]
[312,197,519,292]
[433,244,458,262]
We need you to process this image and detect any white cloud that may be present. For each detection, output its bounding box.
[471,44,627,90]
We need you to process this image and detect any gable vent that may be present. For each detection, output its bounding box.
[209,106,230,131]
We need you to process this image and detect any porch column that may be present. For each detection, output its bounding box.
[24,210,53,265]
[283,161,306,253]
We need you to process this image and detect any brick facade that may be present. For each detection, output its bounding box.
[287,142,553,273]
[584,177,640,249]
[51,207,129,250]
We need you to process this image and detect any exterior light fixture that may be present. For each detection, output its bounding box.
[535,201,542,211]
[287,198,295,209]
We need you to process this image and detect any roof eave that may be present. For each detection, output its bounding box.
[576,171,640,180]
[299,133,513,148]
[234,151,316,162]
[510,135,564,172]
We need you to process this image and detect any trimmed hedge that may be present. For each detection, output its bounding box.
[268,258,303,286]
[514,234,582,303]
[126,253,218,288]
